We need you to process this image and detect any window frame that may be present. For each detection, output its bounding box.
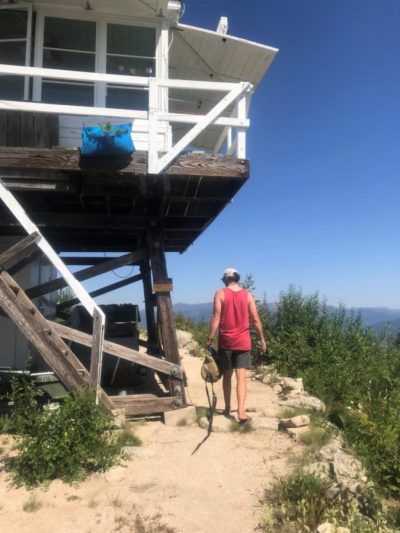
[33,8,161,109]
[0,2,33,101]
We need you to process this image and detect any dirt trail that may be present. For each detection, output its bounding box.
[0,348,301,533]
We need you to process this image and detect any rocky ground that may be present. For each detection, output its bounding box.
[0,333,368,532]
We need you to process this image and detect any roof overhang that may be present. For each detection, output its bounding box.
[22,0,182,22]
[169,23,279,151]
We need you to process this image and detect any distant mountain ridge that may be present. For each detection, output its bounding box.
[141,303,400,334]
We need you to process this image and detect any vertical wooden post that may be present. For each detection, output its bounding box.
[140,260,160,354]
[148,231,185,405]
[90,307,105,402]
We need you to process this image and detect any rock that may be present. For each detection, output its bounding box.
[255,373,263,381]
[163,406,197,426]
[279,415,310,428]
[287,426,309,440]
[286,389,304,398]
[262,374,271,384]
[317,523,335,533]
[198,415,233,433]
[279,395,326,412]
[281,377,304,391]
[273,384,283,394]
[252,417,279,431]
[316,440,368,494]
[176,329,194,348]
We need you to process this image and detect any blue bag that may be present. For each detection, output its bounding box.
[81,122,135,157]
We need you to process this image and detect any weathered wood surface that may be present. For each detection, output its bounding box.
[0,111,58,148]
[149,231,186,403]
[0,148,249,179]
[0,271,114,410]
[89,308,105,398]
[0,232,40,271]
[153,278,173,292]
[110,394,180,415]
[56,273,142,311]
[140,260,160,353]
[51,321,183,379]
[26,249,147,299]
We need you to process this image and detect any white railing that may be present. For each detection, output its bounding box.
[0,63,252,174]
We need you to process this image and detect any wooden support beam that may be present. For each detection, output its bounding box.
[0,271,114,410]
[8,249,43,276]
[26,249,147,299]
[110,394,180,416]
[56,273,142,311]
[0,232,41,271]
[140,261,161,353]
[50,321,183,379]
[149,231,186,404]
[90,307,105,401]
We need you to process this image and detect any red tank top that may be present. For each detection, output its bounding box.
[219,288,251,351]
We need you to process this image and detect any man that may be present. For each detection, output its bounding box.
[207,268,267,423]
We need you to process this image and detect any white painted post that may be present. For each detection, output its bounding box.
[237,93,247,159]
[148,77,159,174]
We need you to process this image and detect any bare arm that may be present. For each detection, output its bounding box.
[207,290,223,346]
[248,293,267,352]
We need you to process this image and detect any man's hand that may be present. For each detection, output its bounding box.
[206,337,213,349]
[258,340,267,354]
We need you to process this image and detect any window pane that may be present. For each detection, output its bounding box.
[44,18,96,52]
[43,50,95,72]
[106,87,148,111]
[0,75,24,100]
[0,10,27,40]
[42,82,94,106]
[106,56,155,77]
[107,24,155,57]
[0,41,26,66]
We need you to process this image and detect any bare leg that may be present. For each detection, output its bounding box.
[222,370,233,414]
[236,368,247,420]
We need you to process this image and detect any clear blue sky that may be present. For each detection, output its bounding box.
[93,0,400,309]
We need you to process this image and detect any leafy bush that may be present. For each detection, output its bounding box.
[10,386,121,486]
[265,286,400,496]
[261,470,390,532]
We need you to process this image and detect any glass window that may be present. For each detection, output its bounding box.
[107,24,155,57]
[41,17,96,105]
[106,24,155,110]
[0,9,28,40]
[0,9,28,101]
[44,18,95,52]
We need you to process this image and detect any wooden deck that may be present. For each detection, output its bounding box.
[0,147,249,252]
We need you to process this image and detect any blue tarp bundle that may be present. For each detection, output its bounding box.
[81,122,135,157]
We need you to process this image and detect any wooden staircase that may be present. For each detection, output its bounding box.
[0,181,185,420]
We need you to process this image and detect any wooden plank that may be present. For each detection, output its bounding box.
[26,249,147,299]
[56,274,142,311]
[50,321,183,379]
[0,271,114,410]
[153,278,173,293]
[140,260,160,353]
[0,232,41,271]
[90,307,105,400]
[110,394,180,416]
[8,249,43,276]
[7,112,21,147]
[149,231,186,403]
[0,148,249,179]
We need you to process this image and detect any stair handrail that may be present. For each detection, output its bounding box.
[0,180,105,400]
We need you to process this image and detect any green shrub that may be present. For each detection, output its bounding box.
[11,387,121,486]
[174,313,209,348]
[265,286,400,497]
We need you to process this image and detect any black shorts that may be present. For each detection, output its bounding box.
[219,349,251,372]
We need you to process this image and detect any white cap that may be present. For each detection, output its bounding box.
[223,268,240,279]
